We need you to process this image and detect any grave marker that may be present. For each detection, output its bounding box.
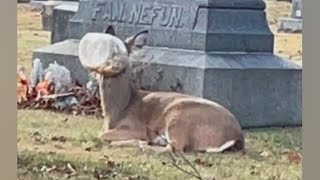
[33,0,302,128]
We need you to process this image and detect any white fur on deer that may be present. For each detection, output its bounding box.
[78,26,245,154]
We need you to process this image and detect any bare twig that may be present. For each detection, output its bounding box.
[177,152,203,180]
[168,153,202,179]
[67,163,77,174]
[93,168,101,180]
[151,128,204,180]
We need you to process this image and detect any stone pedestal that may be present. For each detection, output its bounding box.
[32,0,302,128]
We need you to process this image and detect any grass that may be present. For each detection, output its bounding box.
[18,110,302,180]
[17,2,302,180]
[17,4,50,71]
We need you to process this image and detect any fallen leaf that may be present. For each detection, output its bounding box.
[287,151,302,164]
[107,160,116,169]
[48,151,56,155]
[85,147,92,152]
[194,158,213,167]
[51,135,67,143]
[54,144,65,149]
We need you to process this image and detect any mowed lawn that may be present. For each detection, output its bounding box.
[17,3,302,180]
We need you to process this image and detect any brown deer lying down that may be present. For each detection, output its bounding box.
[78,26,245,153]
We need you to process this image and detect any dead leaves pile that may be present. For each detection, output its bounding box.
[17,65,103,118]
[18,84,103,118]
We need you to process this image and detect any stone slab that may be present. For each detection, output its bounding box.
[32,39,90,85]
[277,17,302,33]
[30,0,47,10]
[32,40,302,128]
[130,47,302,128]
[51,3,79,43]
[67,0,273,53]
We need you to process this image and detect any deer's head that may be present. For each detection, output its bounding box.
[78,26,149,79]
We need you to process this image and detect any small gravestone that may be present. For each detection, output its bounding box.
[41,1,62,31]
[292,0,302,19]
[33,0,302,128]
[51,3,79,43]
[278,0,302,33]
[40,1,79,31]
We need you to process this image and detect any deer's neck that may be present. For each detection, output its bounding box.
[99,73,136,127]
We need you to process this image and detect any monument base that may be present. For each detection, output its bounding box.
[32,40,302,128]
[277,17,302,33]
[32,39,89,86]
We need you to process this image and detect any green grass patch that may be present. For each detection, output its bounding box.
[18,110,302,180]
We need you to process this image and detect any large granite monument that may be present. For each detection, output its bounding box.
[33,0,302,128]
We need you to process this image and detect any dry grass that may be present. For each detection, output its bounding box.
[17,2,302,180]
[266,0,302,65]
[17,4,50,71]
[18,110,301,180]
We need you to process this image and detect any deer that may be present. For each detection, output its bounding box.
[78,26,245,153]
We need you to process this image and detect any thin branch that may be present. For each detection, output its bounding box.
[168,152,202,179]
[177,151,203,180]
[151,128,204,180]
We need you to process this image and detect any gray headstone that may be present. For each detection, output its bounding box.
[41,1,79,31]
[30,0,48,11]
[41,1,62,31]
[33,0,302,128]
[292,0,302,19]
[51,3,79,43]
[67,0,273,53]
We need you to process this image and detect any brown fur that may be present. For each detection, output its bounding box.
[80,26,245,153]
[99,72,244,153]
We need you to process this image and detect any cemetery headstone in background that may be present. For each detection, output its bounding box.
[40,1,79,31]
[32,0,302,128]
[278,0,302,33]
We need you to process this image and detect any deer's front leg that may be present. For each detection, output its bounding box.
[99,128,148,145]
[139,144,173,153]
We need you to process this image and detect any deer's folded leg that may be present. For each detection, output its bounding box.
[99,129,147,143]
[109,140,143,147]
[139,144,173,153]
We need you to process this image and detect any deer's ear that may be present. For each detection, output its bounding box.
[105,25,115,36]
[124,30,149,53]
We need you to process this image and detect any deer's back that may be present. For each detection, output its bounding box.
[141,91,241,130]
